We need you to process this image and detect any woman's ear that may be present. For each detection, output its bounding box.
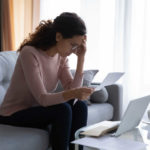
[56,32,63,42]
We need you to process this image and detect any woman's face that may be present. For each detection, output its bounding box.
[56,33,86,57]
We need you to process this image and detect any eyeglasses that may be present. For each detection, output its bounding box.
[71,45,79,51]
[71,44,79,51]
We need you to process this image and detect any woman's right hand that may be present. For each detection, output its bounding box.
[73,87,94,100]
[63,87,95,101]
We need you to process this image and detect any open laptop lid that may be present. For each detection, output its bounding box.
[113,95,150,137]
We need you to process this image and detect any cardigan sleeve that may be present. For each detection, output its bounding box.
[59,57,83,90]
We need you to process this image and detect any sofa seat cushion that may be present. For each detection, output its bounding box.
[87,103,113,125]
[0,124,49,150]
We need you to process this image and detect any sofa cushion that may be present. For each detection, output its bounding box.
[0,124,49,150]
[87,103,113,125]
[0,51,19,104]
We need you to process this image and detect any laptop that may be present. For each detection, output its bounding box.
[112,95,150,136]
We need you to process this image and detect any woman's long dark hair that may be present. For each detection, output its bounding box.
[18,12,86,51]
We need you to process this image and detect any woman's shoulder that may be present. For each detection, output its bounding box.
[18,46,42,64]
[19,46,42,60]
[20,46,39,55]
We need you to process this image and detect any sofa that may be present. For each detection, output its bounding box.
[0,51,123,150]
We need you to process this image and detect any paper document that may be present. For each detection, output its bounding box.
[73,72,124,105]
[94,72,124,91]
[72,135,146,150]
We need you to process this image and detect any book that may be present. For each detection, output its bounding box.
[80,121,120,137]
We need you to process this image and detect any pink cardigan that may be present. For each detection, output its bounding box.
[0,46,83,116]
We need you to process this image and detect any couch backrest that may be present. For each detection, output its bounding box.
[0,51,19,104]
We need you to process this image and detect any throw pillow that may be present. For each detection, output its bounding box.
[90,87,109,103]
[70,69,99,86]
[88,83,109,103]
[71,69,99,105]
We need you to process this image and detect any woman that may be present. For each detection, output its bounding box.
[0,12,94,150]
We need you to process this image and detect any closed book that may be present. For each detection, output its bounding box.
[80,121,120,137]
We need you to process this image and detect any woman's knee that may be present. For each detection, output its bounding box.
[54,103,72,120]
[54,103,72,127]
[45,103,72,121]
[60,103,72,115]
[74,100,87,112]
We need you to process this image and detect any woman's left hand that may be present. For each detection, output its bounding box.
[73,36,87,58]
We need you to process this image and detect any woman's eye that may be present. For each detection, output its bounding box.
[72,46,78,50]
[71,44,79,50]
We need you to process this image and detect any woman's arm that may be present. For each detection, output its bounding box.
[75,37,86,76]
[59,38,87,90]
[63,87,94,101]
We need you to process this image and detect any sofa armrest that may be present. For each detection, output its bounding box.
[105,84,123,121]
[90,83,123,121]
